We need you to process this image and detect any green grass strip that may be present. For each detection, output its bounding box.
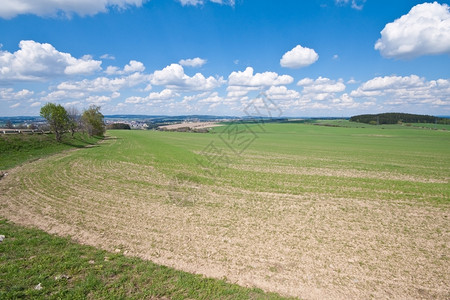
[0,133,102,170]
[0,219,290,299]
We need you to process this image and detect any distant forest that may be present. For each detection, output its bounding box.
[350,113,450,125]
[106,123,131,130]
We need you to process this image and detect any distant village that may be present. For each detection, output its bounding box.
[105,119,149,130]
[0,115,238,134]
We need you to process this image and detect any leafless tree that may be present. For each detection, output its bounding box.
[66,106,81,137]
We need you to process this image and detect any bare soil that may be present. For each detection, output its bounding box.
[0,147,449,299]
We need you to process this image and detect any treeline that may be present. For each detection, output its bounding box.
[40,103,106,142]
[106,123,131,130]
[350,113,450,125]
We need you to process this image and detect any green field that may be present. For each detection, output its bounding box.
[0,133,101,170]
[1,123,449,299]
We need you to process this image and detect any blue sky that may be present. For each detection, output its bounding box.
[0,0,449,117]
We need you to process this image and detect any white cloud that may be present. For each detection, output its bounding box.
[280,45,319,69]
[331,93,359,109]
[350,75,450,107]
[100,54,115,60]
[226,67,293,100]
[150,63,224,91]
[125,89,179,104]
[63,101,82,107]
[335,0,366,10]
[30,101,42,107]
[179,57,207,68]
[86,95,111,105]
[0,88,34,101]
[124,60,145,73]
[310,102,330,110]
[65,55,101,75]
[297,77,346,93]
[182,91,210,103]
[147,89,179,100]
[297,78,314,86]
[358,75,423,91]
[105,66,120,75]
[228,67,293,87]
[197,92,223,110]
[225,85,258,99]
[41,90,87,102]
[57,72,149,93]
[297,77,346,101]
[177,0,234,6]
[265,86,300,101]
[38,67,148,106]
[105,60,145,75]
[9,102,21,108]
[0,40,101,81]
[0,0,148,19]
[375,2,450,59]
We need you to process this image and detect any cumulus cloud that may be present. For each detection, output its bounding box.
[225,85,258,99]
[57,72,149,93]
[124,60,145,73]
[179,57,207,68]
[197,92,224,110]
[297,76,346,101]
[265,86,300,101]
[0,0,148,19]
[375,2,450,59]
[331,93,359,109]
[106,60,145,75]
[125,89,179,104]
[228,67,293,87]
[0,40,101,81]
[0,88,34,101]
[355,75,424,93]
[150,63,224,91]
[41,90,87,102]
[87,95,112,105]
[181,91,210,103]
[280,45,319,69]
[37,64,148,106]
[226,67,293,100]
[350,75,450,107]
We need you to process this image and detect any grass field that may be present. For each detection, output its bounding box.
[1,123,449,299]
[0,133,101,170]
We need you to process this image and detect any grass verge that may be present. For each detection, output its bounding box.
[0,133,101,170]
[0,219,288,299]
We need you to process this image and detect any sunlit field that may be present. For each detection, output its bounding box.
[1,123,449,299]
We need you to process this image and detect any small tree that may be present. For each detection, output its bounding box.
[40,103,70,142]
[82,105,105,137]
[66,106,80,137]
[5,120,14,129]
